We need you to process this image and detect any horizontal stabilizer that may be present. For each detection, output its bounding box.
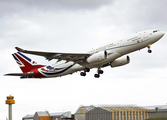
[4,72,34,77]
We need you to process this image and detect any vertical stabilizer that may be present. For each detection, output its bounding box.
[12,52,45,73]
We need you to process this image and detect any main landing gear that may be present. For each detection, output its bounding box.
[94,69,103,78]
[80,68,104,78]
[80,68,90,77]
[148,44,152,53]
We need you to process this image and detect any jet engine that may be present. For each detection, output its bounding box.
[110,56,130,67]
[87,51,107,64]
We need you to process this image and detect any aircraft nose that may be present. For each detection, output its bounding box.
[160,31,165,37]
[157,31,165,39]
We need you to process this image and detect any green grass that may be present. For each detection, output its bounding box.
[145,118,167,120]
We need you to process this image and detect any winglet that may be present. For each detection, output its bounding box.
[15,47,24,52]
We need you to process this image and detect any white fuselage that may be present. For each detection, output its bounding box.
[38,29,165,77]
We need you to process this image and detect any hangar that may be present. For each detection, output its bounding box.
[75,105,150,120]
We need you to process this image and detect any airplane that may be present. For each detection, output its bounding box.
[5,29,165,78]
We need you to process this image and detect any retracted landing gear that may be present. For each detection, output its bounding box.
[94,69,104,78]
[80,68,90,77]
[148,44,152,53]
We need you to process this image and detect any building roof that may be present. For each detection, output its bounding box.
[50,111,71,118]
[22,114,34,119]
[36,111,50,116]
[76,104,148,114]
[75,105,95,114]
[23,111,71,120]
[100,104,146,111]
[144,105,167,110]
[50,112,64,116]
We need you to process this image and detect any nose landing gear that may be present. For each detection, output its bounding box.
[148,44,152,53]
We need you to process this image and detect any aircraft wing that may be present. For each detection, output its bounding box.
[4,72,34,77]
[15,47,91,65]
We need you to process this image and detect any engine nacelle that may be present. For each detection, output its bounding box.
[87,51,107,64]
[110,56,130,67]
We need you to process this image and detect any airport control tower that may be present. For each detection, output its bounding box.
[6,95,15,120]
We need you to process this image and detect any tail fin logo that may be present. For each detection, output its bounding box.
[12,53,25,67]
[12,52,44,73]
[13,52,37,67]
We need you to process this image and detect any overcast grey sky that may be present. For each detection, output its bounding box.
[1,0,167,119]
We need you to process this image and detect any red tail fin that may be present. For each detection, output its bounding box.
[12,52,45,73]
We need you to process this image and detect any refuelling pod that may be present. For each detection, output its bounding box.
[110,56,130,67]
[87,51,107,64]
